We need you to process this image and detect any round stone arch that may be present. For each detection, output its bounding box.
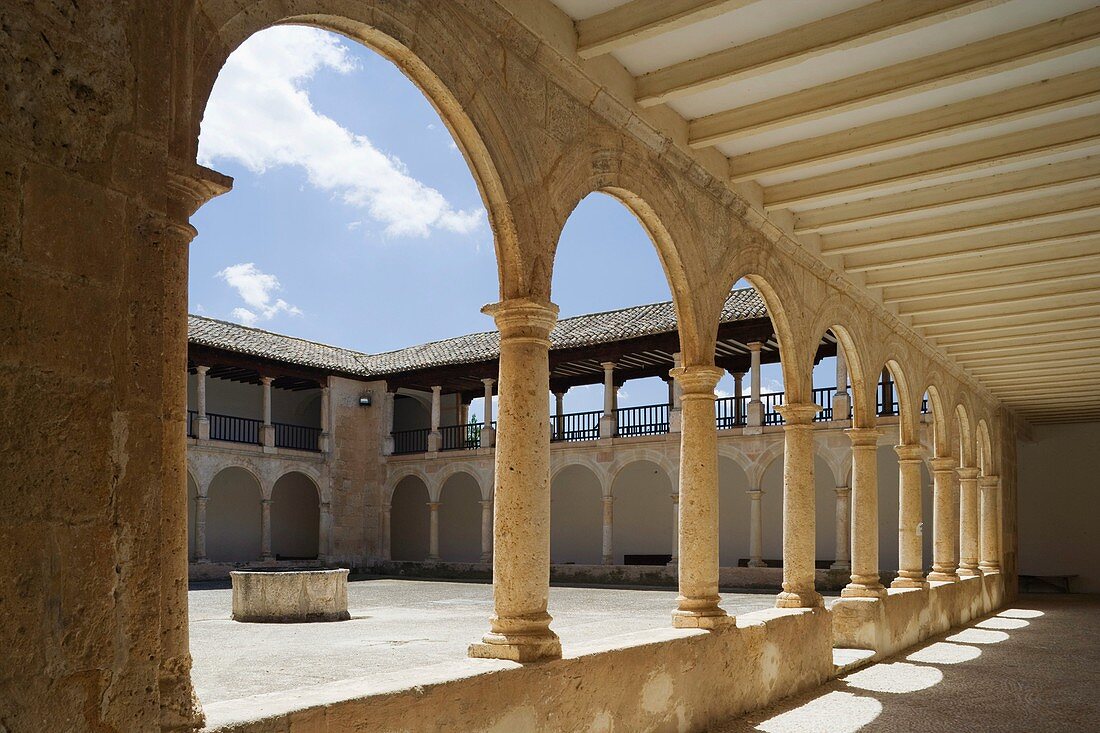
[609,458,675,564]
[383,467,432,508]
[437,468,482,562]
[206,465,263,562]
[976,419,995,477]
[550,462,605,565]
[182,1,535,298]
[879,354,921,448]
[607,449,677,493]
[270,471,321,560]
[954,402,976,469]
[389,473,430,562]
[920,382,951,459]
[804,299,875,428]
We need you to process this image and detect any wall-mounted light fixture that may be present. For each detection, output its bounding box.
[359,392,373,407]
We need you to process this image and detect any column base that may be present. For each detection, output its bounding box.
[671,609,733,629]
[829,561,850,571]
[841,580,887,599]
[468,631,562,663]
[978,561,1001,573]
[748,559,767,568]
[601,555,613,565]
[890,572,928,589]
[958,562,983,577]
[480,553,492,563]
[927,569,960,583]
[776,589,824,608]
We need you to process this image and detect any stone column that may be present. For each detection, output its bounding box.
[830,486,850,572]
[195,365,210,440]
[427,501,441,561]
[843,428,886,598]
[670,365,731,628]
[775,402,824,608]
[469,298,561,662]
[893,444,927,588]
[746,342,764,432]
[979,475,1002,572]
[260,498,273,561]
[319,384,331,453]
[318,501,331,563]
[928,456,961,582]
[481,378,496,448]
[957,466,982,577]
[381,389,396,456]
[480,499,493,562]
[554,391,565,440]
[733,371,745,426]
[260,376,275,447]
[600,362,617,439]
[601,496,614,565]
[194,495,209,563]
[747,489,765,567]
[669,353,684,433]
[669,493,680,566]
[832,350,850,422]
[380,503,392,561]
[428,385,442,452]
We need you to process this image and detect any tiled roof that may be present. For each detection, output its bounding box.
[187,288,768,377]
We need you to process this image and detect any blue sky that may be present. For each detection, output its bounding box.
[190,26,800,416]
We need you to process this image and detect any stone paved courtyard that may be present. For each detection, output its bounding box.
[190,577,803,704]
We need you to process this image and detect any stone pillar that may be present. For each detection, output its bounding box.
[747,489,765,567]
[380,503,392,561]
[428,385,442,452]
[669,493,680,566]
[194,495,209,563]
[195,365,210,440]
[843,428,886,598]
[260,376,275,447]
[380,390,395,456]
[979,475,1002,572]
[481,378,496,448]
[601,496,614,565]
[479,499,493,562]
[318,501,331,563]
[928,456,961,582]
[427,501,441,561]
[600,362,617,439]
[260,498,273,561]
[775,402,824,608]
[893,444,928,588]
[554,391,565,440]
[670,365,730,628]
[830,486,850,572]
[746,342,764,432]
[669,353,684,433]
[319,384,331,453]
[469,298,561,662]
[733,372,745,426]
[957,466,982,577]
[832,350,850,422]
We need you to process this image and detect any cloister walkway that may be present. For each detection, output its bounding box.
[717,594,1100,733]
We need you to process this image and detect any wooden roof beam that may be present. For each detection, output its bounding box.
[689,7,1100,143]
[865,246,1100,288]
[956,345,1100,366]
[883,268,1100,306]
[899,282,1100,318]
[576,0,756,59]
[928,315,1100,343]
[943,328,1100,355]
[908,299,1100,329]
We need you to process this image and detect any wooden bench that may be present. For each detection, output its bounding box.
[1018,574,1077,593]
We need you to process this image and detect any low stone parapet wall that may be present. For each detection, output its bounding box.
[203,605,832,732]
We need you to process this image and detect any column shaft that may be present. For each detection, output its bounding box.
[481,378,496,448]
[260,498,273,561]
[428,502,441,561]
[843,428,885,598]
[979,476,1002,572]
[775,403,823,608]
[830,487,850,571]
[747,490,765,567]
[746,343,764,430]
[194,495,208,562]
[428,385,442,452]
[928,457,960,582]
[600,362,617,438]
[958,467,981,576]
[893,444,927,588]
[381,505,392,561]
[469,299,561,662]
[480,500,493,562]
[671,365,730,628]
[319,385,331,452]
[670,493,680,564]
[318,501,331,562]
[260,376,274,447]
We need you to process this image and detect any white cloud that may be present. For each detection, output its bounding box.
[198,26,485,238]
[216,263,302,326]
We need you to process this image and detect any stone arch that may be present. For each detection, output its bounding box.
[433,465,485,503]
[882,358,919,447]
[611,459,674,564]
[384,467,432,506]
[551,463,604,565]
[921,384,950,458]
[206,466,263,562]
[271,471,321,560]
[737,272,807,405]
[551,458,608,495]
[977,419,995,476]
[390,474,430,561]
[438,470,482,562]
[184,2,532,298]
[805,314,874,429]
[954,402,975,468]
[608,449,676,491]
[751,441,787,489]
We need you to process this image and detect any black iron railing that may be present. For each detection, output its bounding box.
[615,403,669,437]
[187,410,198,438]
[551,409,602,442]
[208,412,261,445]
[812,386,835,422]
[440,423,482,451]
[274,422,322,451]
[392,428,429,455]
[715,395,748,429]
[761,391,785,425]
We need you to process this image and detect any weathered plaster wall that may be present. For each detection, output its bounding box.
[1017,422,1100,592]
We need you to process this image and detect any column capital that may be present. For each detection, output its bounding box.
[746,488,763,498]
[481,298,558,340]
[319,501,331,510]
[427,501,441,510]
[894,443,924,462]
[260,375,274,386]
[730,371,745,380]
[956,466,981,480]
[380,503,392,514]
[195,364,210,375]
[481,377,495,388]
[195,495,208,505]
[776,402,820,425]
[833,485,850,497]
[479,499,493,508]
[431,385,442,394]
[601,495,614,505]
[977,474,999,488]
[931,456,957,472]
[261,498,273,506]
[670,493,679,504]
[844,427,882,447]
[746,341,763,353]
[600,361,616,371]
[669,365,723,395]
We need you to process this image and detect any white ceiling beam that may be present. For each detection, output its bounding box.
[957,346,1100,366]
[688,7,1100,142]
[765,115,1100,210]
[865,247,1100,289]
[929,315,1100,343]
[821,189,1100,255]
[638,0,1005,107]
[992,383,1100,395]
[990,379,1100,391]
[576,0,757,59]
[944,329,1100,355]
[899,282,1100,318]
[917,303,1100,334]
[909,299,1100,329]
[795,158,1100,234]
[977,363,1100,379]
[883,269,1100,305]
[727,68,1100,171]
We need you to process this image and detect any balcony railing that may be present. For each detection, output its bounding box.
[274,422,322,452]
[715,395,748,429]
[616,403,669,437]
[551,409,601,442]
[392,428,429,455]
[440,423,482,451]
[208,412,261,445]
[812,386,836,422]
[187,410,198,438]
